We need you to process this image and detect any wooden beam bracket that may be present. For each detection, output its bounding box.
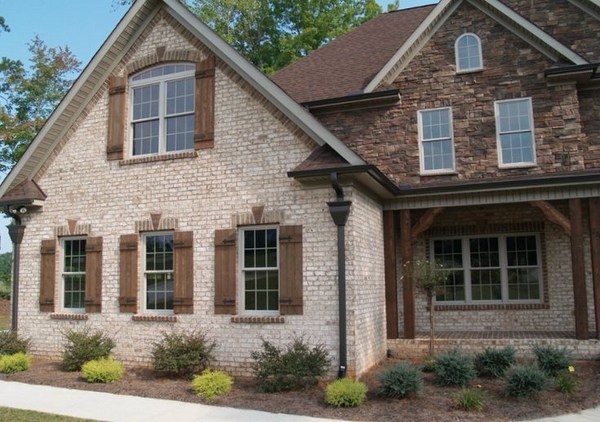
[530,201,571,237]
[411,207,444,242]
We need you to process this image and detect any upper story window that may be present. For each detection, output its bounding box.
[61,237,87,313]
[418,107,455,174]
[143,232,174,313]
[130,63,196,156]
[455,33,483,73]
[495,98,536,168]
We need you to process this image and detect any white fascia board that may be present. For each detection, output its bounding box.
[163,0,365,166]
[567,0,600,21]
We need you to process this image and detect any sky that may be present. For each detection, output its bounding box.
[0,0,437,252]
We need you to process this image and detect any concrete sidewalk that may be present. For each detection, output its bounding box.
[1,380,599,421]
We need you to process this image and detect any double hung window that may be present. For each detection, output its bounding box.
[418,107,455,174]
[143,232,174,313]
[61,238,87,312]
[495,98,535,167]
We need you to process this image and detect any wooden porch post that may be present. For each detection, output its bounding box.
[588,198,600,339]
[569,198,589,339]
[400,209,415,339]
[383,211,398,339]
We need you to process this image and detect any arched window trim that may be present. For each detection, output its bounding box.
[455,33,483,73]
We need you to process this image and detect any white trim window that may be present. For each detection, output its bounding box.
[418,107,455,174]
[143,232,174,313]
[240,226,279,315]
[431,234,542,304]
[129,63,195,156]
[61,237,86,312]
[455,33,483,73]
[495,98,536,167]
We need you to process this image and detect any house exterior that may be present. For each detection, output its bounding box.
[0,0,599,378]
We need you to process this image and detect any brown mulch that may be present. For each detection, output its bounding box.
[1,357,599,421]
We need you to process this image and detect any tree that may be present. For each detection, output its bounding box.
[0,252,11,299]
[0,36,80,172]
[0,17,9,34]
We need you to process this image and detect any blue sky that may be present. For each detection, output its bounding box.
[0,0,436,251]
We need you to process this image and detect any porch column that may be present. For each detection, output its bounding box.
[569,198,589,339]
[383,210,398,339]
[400,209,415,339]
[588,197,600,339]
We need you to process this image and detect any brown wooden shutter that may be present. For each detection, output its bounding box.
[279,225,303,315]
[39,239,57,312]
[214,229,236,314]
[119,234,138,313]
[194,56,215,150]
[173,231,194,314]
[84,236,102,313]
[107,75,126,161]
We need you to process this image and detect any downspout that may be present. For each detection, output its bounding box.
[327,172,352,378]
[5,206,26,332]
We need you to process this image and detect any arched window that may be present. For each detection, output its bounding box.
[455,33,483,73]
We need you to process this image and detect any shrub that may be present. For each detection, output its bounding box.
[81,358,124,383]
[533,345,571,376]
[0,352,31,374]
[325,378,368,408]
[556,372,576,394]
[152,330,215,377]
[378,361,423,398]
[422,357,436,373]
[62,329,115,372]
[475,346,516,378]
[435,348,476,387]
[251,337,330,392]
[191,370,234,401]
[504,365,547,398]
[454,387,486,412]
[0,330,30,355]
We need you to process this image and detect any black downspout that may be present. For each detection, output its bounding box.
[327,172,351,378]
[5,207,25,332]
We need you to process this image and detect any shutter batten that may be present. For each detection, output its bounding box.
[214,229,236,314]
[107,75,126,161]
[279,225,303,315]
[119,234,138,312]
[194,56,215,150]
[85,237,103,313]
[174,231,194,314]
[39,239,57,312]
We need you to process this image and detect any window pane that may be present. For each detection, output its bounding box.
[497,99,534,164]
[166,77,194,115]
[421,108,453,171]
[457,34,481,70]
[63,239,86,310]
[133,120,159,155]
[146,273,173,310]
[132,85,159,120]
[433,239,465,302]
[243,229,279,312]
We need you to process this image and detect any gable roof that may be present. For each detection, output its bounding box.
[0,0,368,201]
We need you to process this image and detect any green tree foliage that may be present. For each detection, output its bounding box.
[0,36,80,172]
[0,17,9,34]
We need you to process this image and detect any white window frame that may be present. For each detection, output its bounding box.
[455,33,483,73]
[142,231,175,315]
[129,63,195,157]
[238,225,280,316]
[430,233,543,305]
[495,98,536,168]
[418,107,456,175]
[60,236,87,313]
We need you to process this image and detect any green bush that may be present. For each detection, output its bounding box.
[62,329,115,372]
[454,387,486,411]
[504,365,547,398]
[378,361,423,398]
[81,357,124,383]
[0,352,31,374]
[556,368,577,394]
[251,337,330,392]
[533,345,571,376]
[191,370,234,401]
[325,378,368,407]
[435,348,476,387]
[474,346,516,378]
[422,357,436,373]
[0,330,30,355]
[152,330,215,377]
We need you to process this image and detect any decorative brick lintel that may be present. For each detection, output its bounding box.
[132,315,178,322]
[50,313,88,321]
[230,315,285,324]
[119,151,197,166]
[434,303,550,312]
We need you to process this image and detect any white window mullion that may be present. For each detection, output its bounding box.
[499,235,509,303]
[158,81,166,154]
[463,238,472,303]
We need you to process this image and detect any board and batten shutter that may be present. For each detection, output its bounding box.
[39,239,57,312]
[194,56,215,150]
[279,225,303,315]
[119,234,138,312]
[173,231,194,314]
[214,229,236,314]
[107,75,126,161]
[84,236,103,313]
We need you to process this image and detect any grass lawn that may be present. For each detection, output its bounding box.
[0,407,97,421]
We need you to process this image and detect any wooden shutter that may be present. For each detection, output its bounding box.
[194,56,215,150]
[214,229,236,314]
[107,75,126,161]
[279,225,303,315]
[84,237,103,313]
[39,239,57,312]
[119,234,138,313]
[173,231,194,314]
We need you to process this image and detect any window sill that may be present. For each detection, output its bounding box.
[434,303,549,311]
[420,170,457,177]
[119,150,197,166]
[498,163,537,170]
[132,314,178,322]
[231,315,285,324]
[50,313,88,320]
[456,68,484,75]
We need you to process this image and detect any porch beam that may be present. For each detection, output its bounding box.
[530,201,571,236]
[400,209,415,339]
[569,198,589,339]
[383,210,398,339]
[411,207,444,242]
[588,197,600,339]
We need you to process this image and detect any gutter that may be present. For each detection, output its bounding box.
[302,90,401,114]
